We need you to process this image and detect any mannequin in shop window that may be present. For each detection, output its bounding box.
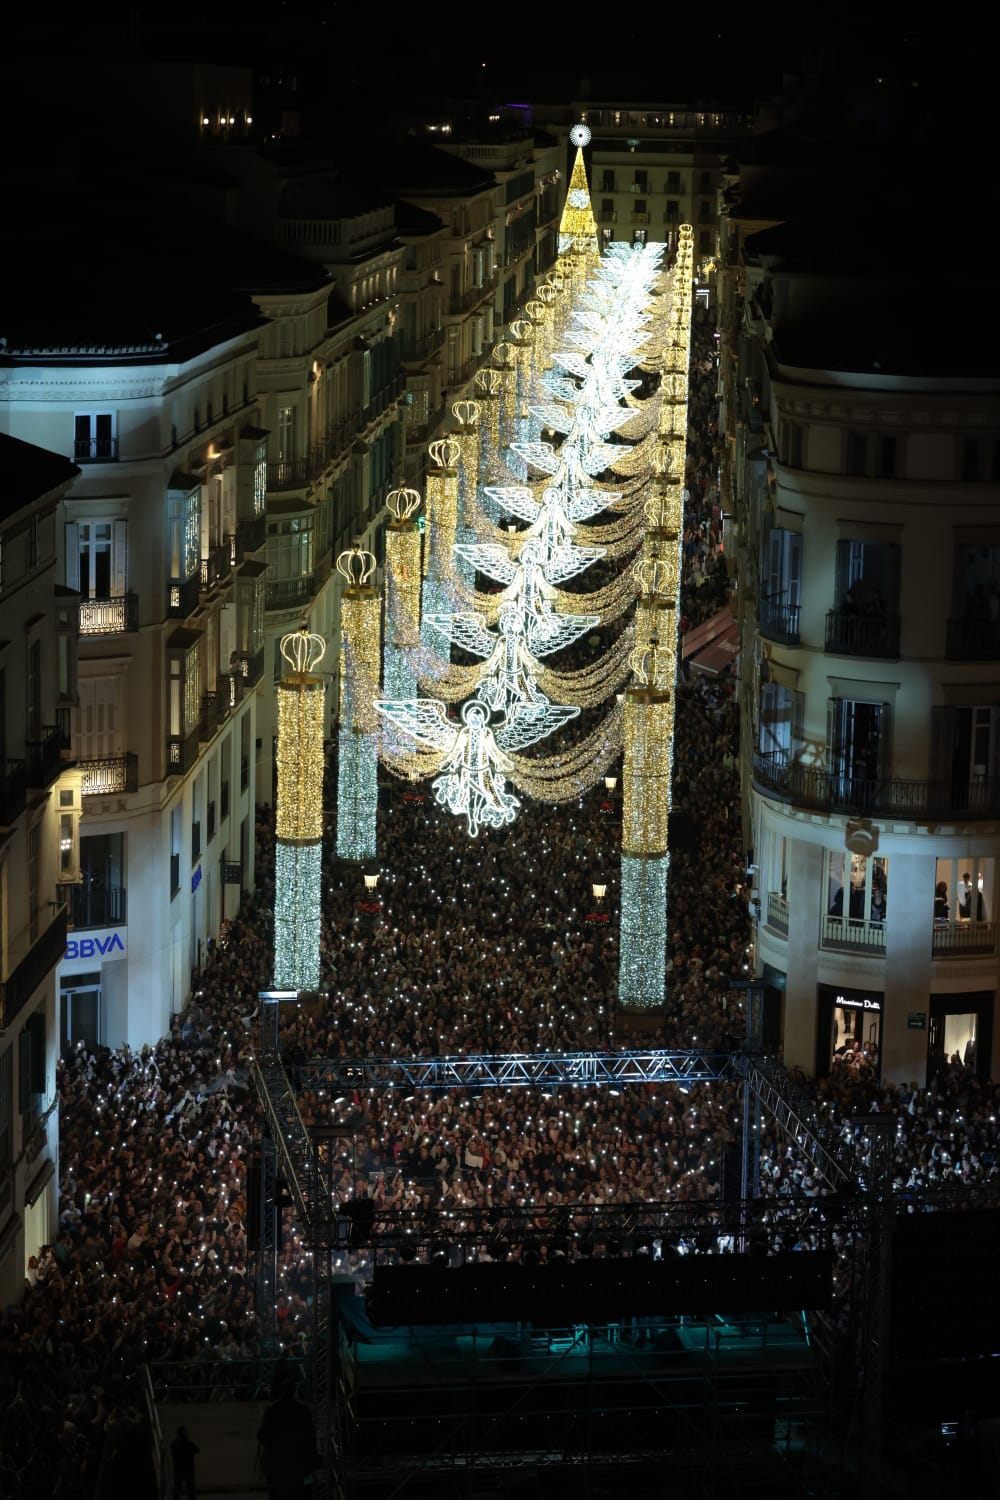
[870,884,886,926]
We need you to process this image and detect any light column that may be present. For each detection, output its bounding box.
[273,627,327,992]
[336,547,381,863]
[383,487,423,701]
[475,368,504,500]
[451,399,480,583]
[619,639,675,1010]
[420,436,461,640]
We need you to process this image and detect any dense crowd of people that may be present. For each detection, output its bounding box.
[4,298,999,1500]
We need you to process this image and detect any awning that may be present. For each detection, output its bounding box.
[688,618,741,676]
[682,604,734,660]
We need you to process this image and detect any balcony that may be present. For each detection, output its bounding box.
[0,905,68,1029]
[630,212,650,226]
[449,275,498,317]
[26,724,69,788]
[266,575,314,611]
[765,891,788,936]
[932,920,995,957]
[753,750,1000,820]
[596,211,617,224]
[167,721,205,776]
[235,514,266,559]
[200,543,233,593]
[825,609,900,659]
[168,574,201,619]
[742,379,764,434]
[67,883,127,928]
[821,914,886,954]
[946,616,1000,660]
[74,436,118,462]
[80,753,138,797]
[240,644,265,690]
[401,327,445,363]
[0,759,27,826]
[78,593,139,635]
[758,592,800,645]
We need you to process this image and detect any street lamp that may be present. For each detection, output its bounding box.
[587,880,610,924]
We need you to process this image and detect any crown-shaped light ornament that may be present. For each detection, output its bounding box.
[633,553,679,600]
[524,299,546,323]
[386,487,422,523]
[427,437,461,470]
[534,283,557,307]
[493,342,514,368]
[280,624,327,676]
[509,318,533,344]
[475,368,503,395]
[451,399,480,428]
[630,635,672,691]
[336,546,377,589]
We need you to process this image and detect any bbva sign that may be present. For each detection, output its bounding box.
[64,929,127,963]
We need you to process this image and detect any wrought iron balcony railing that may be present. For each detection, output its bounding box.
[73,436,118,462]
[78,592,139,635]
[79,753,138,797]
[946,617,1000,660]
[0,905,67,1029]
[167,722,205,776]
[200,542,233,592]
[753,750,1000,821]
[26,724,69,787]
[825,609,900,659]
[0,759,27,826]
[932,920,995,957]
[266,574,314,611]
[167,574,201,619]
[67,883,127,928]
[758,592,800,645]
[766,891,788,936]
[234,514,266,560]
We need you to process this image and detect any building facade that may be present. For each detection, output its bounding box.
[723,202,1000,1087]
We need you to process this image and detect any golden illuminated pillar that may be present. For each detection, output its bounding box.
[383,487,423,700]
[422,436,460,627]
[273,627,327,991]
[474,368,503,488]
[336,548,381,863]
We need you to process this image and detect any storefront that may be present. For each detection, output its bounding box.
[928,991,993,1083]
[57,925,127,1054]
[817,982,883,1078]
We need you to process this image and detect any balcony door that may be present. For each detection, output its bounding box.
[829,697,890,802]
[75,675,122,762]
[65,519,127,599]
[931,705,1000,809]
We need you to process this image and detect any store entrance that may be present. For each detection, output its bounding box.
[817,983,883,1079]
[60,972,101,1054]
[928,992,993,1083]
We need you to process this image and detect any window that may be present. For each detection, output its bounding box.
[760,527,802,639]
[699,199,713,224]
[935,856,994,929]
[600,198,614,218]
[634,199,646,215]
[698,230,712,254]
[633,229,647,245]
[930,705,1000,810]
[269,514,314,581]
[780,419,804,469]
[19,1011,46,1123]
[600,171,616,193]
[601,227,614,248]
[666,172,681,193]
[699,170,712,193]
[65,519,128,599]
[74,412,116,462]
[27,638,42,743]
[28,821,40,944]
[168,482,201,582]
[960,436,1000,481]
[665,200,680,224]
[826,849,889,924]
[254,442,267,515]
[847,430,898,477]
[170,805,182,897]
[633,170,648,192]
[277,406,296,463]
[168,639,202,753]
[828,696,891,801]
[59,786,80,883]
[757,682,804,763]
[0,1048,12,1183]
[74,832,126,928]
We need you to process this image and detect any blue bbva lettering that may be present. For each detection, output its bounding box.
[64,932,125,961]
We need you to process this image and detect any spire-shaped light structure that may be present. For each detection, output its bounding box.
[336,547,381,863]
[558,126,599,258]
[273,626,327,991]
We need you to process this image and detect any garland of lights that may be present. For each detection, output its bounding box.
[273,627,327,992]
[383,488,423,702]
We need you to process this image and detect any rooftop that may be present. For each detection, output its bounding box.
[0,433,79,521]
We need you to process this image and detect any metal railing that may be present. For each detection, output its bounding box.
[167,722,205,776]
[932,919,995,957]
[766,891,788,936]
[167,573,201,619]
[78,592,139,635]
[758,592,800,644]
[26,724,68,787]
[80,753,138,797]
[68,883,127,928]
[266,574,314,611]
[73,436,118,461]
[200,542,233,591]
[821,915,887,954]
[824,609,900,659]
[235,513,266,559]
[946,616,1000,659]
[752,750,1000,820]
[0,905,68,1029]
